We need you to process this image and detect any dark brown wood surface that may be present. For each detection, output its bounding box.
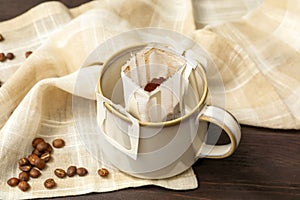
[1,1,299,199]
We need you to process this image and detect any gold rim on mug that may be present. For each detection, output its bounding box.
[97,45,208,127]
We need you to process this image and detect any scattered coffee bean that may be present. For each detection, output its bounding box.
[54,168,66,178]
[52,139,65,148]
[18,181,30,192]
[25,51,32,58]
[40,152,51,162]
[7,177,19,187]
[0,53,6,62]
[6,52,14,60]
[98,168,109,177]
[19,172,29,182]
[29,168,41,178]
[28,154,39,166]
[66,166,77,177]
[32,137,45,148]
[44,178,56,189]
[18,157,29,166]
[32,148,43,157]
[46,144,53,153]
[76,167,88,176]
[19,165,32,172]
[0,80,2,87]
[36,141,49,152]
[0,34,4,42]
[34,158,46,170]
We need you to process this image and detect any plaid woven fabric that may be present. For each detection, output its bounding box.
[0,0,299,199]
[203,0,300,129]
[0,1,197,199]
[192,0,263,28]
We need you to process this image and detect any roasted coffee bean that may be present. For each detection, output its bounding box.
[98,168,109,177]
[54,168,66,178]
[40,152,51,162]
[32,148,43,157]
[29,168,41,178]
[66,166,77,177]
[19,172,29,182]
[19,165,32,172]
[25,51,32,58]
[76,167,88,176]
[7,177,19,187]
[52,139,65,148]
[6,52,14,60]
[0,53,6,62]
[45,143,53,153]
[28,154,39,166]
[44,178,56,189]
[36,141,48,152]
[34,158,46,170]
[0,34,4,42]
[18,157,29,166]
[32,137,45,148]
[18,181,30,192]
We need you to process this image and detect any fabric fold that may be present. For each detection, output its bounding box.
[0,0,197,199]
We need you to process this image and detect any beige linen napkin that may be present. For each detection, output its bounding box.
[1,0,300,199]
[192,0,263,28]
[0,1,197,199]
[199,0,300,129]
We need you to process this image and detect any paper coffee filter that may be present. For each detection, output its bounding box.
[123,45,185,86]
[121,44,195,122]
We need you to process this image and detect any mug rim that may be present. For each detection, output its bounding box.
[97,44,208,127]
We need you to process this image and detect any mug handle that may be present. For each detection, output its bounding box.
[196,106,241,159]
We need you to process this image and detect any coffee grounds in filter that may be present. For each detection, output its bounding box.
[121,44,192,122]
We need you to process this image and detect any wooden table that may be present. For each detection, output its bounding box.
[1,1,299,199]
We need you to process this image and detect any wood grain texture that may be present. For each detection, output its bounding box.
[0,1,299,199]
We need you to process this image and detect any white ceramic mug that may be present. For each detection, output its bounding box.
[95,44,241,179]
